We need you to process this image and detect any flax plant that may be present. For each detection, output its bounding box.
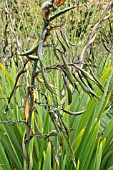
[0,0,113,170]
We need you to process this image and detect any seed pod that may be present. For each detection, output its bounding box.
[18,43,39,56]
[41,65,56,94]
[63,76,72,105]
[27,55,39,60]
[89,67,104,92]
[72,72,99,99]
[61,108,86,116]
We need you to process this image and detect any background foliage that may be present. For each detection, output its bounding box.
[0,0,113,170]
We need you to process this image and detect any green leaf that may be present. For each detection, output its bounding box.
[43,142,51,170]
[0,142,11,170]
[107,165,113,170]
[0,63,14,88]
[72,128,85,153]
[95,140,103,170]
[76,159,80,170]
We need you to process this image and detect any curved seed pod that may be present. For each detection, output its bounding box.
[60,30,70,49]
[50,6,75,21]
[57,35,75,89]
[54,108,69,137]
[19,29,46,57]
[59,52,76,88]
[72,72,99,99]
[87,85,99,99]
[57,33,66,53]
[49,110,63,147]
[38,40,44,62]
[61,108,86,116]
[74,64,104,92]
[18,43,39,56]
[77,70,87,87]
[37,39,56,94]
[74,64,98,84]
[57,112,76,167]
[63,76,72,105]
[59,117,69,137]
[27,55,39,60]
[83,74,94,90]
[77,70,94,92]
[60,29,76,47]
[38,38,56,93]
[51,38,60,60]
[41,65,56,94]
[66,84,72,105]
[89,67,104,92]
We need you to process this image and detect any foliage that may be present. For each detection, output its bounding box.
[0,0,113,170]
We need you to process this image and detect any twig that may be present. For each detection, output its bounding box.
[35,61,93,77]
[0,120,26,125]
